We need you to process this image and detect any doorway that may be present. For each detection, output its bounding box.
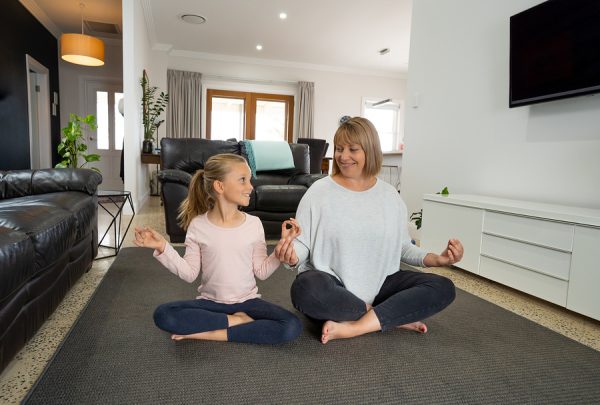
[26,55,52,169]
[84,80,124,190]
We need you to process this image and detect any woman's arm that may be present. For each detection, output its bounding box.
[422,239,464,267]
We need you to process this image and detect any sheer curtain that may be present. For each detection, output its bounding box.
[297,81,314,140]
[166,69,202,138]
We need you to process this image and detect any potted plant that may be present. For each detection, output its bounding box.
[409,187,449,243]
[55,113,100,171]
[140,69,169,153]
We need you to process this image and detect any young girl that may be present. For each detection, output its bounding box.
[134,153,302,344]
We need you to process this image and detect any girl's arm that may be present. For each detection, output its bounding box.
[135,226,201,283]
[251,223,281,280]
[252,219,301,280]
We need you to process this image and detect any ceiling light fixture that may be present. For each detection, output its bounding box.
[60,2,105,67]
[279,12,287,19]
[180,14,206,24]
[256,44,263,51]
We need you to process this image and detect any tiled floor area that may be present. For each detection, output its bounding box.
[1,195,599,403]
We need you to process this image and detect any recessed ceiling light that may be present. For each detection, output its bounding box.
[180,14,206,24]
[256,44,263,51]
[279,12,287,19]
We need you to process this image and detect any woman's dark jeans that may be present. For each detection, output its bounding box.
[153,298,302,344]
[290,269,456,331]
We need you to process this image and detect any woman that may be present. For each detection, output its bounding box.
[275,117,463,344]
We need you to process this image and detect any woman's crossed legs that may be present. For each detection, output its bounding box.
[290,269,455,344]
[153,298,302,345]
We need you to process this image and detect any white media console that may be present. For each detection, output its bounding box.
[420,194,600,321]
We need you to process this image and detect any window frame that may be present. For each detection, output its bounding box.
[206,89,294,142]
[361,97,404,153]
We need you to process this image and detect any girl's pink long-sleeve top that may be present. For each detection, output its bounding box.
[153,213,280,304]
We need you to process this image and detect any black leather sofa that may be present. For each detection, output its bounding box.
[0,169,102,372]
[158,138,325,241]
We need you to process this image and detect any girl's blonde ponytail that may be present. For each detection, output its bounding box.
[177,153,248,230]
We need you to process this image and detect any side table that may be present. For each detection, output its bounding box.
[141,152,161,196]
[96,190,135,259]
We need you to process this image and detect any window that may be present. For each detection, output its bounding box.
[207,89,294,142]
[362,98,403,152]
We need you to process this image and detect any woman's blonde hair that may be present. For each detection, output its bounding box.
[332,117,383,178]
[177,153,248,230]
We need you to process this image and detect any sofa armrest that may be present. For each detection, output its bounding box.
[288,173,327,188]
[0,169,102,199]
[158,169,192,187]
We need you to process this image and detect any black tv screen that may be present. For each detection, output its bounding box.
[509,0,600,107]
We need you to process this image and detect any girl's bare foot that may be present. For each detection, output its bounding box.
[170,312,254,342]
[228,312,254,327]
[397,321,428,333]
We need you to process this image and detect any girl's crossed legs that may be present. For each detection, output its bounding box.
[153,298,302,345]
[290,269,456,343]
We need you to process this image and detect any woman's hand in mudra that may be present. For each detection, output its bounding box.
[423,239,464,267]
[134,226,167,253]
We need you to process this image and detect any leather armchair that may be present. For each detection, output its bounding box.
[297,138,329,174]
[158,138,325,241]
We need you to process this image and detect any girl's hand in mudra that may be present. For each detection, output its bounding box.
[281,218,301,240]
[134,226,167,253]
[275,218,301,266]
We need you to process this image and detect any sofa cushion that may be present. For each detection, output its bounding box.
[254,185,307,212]
[12,192,97,240]
[0,227,35,303]
[0,169,102,200]
[0,203,76,271]
[160,138,241,173]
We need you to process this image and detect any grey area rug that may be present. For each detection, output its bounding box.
[25,247,600,404]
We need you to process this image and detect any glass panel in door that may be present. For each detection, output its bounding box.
[255,100,286,141]
[211,97,244,141]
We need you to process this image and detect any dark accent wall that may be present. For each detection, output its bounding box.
[0,0,60,170]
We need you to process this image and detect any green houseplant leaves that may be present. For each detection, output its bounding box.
[410,187,450,230]
[55,113,100,172]
[140,69,169,143]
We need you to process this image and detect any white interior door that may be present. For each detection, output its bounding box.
[85,80,124,190]
[26,55,52,169]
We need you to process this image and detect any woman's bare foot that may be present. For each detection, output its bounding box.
[321,320,353,344]
[397,321,428,333]
[321,310,382,344]
[170,312,255,342]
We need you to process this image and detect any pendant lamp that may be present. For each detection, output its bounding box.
[60,2,104,66]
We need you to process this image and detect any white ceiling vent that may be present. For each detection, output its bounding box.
[84,20,122,37]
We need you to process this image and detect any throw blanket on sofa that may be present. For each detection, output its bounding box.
[242,140,295,177]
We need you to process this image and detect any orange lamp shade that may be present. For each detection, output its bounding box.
[60,33,105,66]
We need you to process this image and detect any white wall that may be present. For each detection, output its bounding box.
[401,0,600,220]
[123,0,165,211]
[164,56,406,157]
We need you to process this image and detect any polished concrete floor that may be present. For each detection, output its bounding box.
[1,196,599,404]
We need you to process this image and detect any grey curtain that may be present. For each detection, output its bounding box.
[297,81,314,140]
[167,69,202,138]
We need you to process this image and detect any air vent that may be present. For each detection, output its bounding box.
[84,20,122,36]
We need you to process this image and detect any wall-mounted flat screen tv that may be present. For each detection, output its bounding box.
[510,0,600,107]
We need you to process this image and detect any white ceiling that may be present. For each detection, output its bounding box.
[23,0,412,76]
